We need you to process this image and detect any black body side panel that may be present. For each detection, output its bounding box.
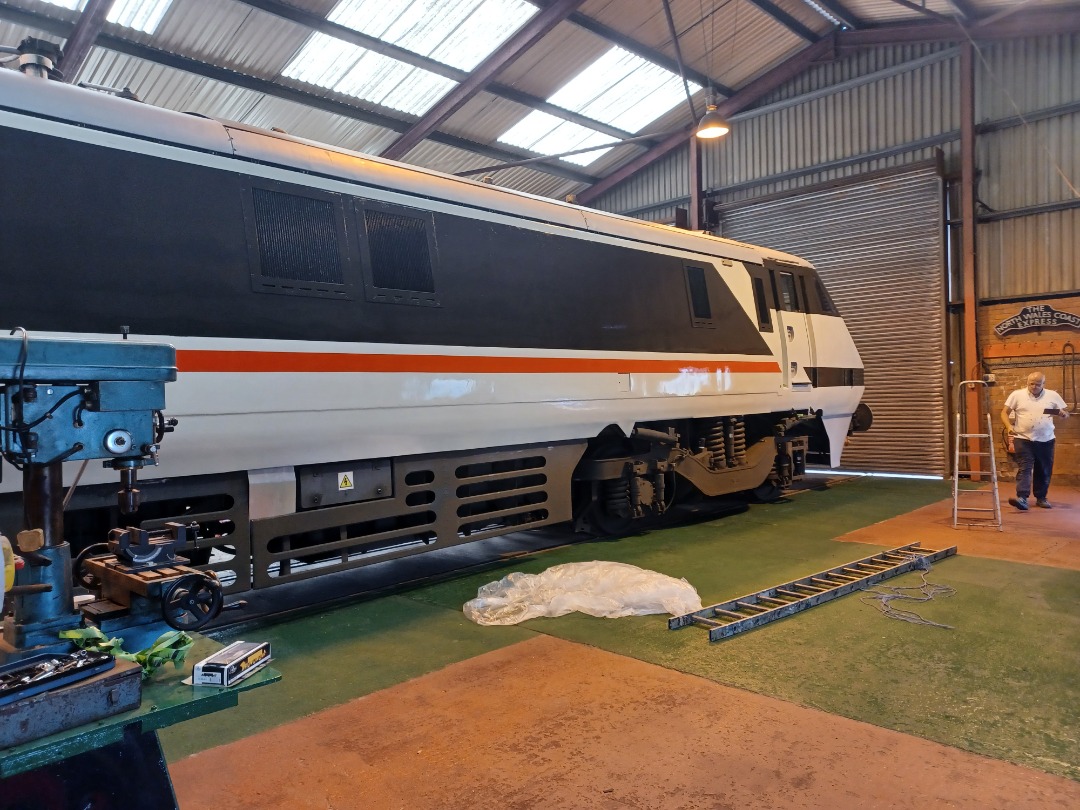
[0,128,771,356]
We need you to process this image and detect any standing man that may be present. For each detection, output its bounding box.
[1001,372,1070,510]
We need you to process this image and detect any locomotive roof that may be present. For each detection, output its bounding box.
[1,67,810,269]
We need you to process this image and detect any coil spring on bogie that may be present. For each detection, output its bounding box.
[703,417,746,468]
[732,419,746,465]
[603,477,630,519]
[703,418,726,469]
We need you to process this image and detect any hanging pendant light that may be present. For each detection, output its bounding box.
[696,93,729,139]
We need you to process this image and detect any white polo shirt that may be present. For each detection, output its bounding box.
[1004,388,1067,442]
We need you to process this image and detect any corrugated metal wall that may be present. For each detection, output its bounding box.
[706,47,959,203]
[719,163,948,476]
[594,34,1080,301]
[975,36,1080,298]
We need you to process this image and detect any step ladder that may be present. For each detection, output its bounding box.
[953,380,1003,531]
[669,542,957,642]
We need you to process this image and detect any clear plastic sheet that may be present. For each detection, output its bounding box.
[463,561,703,626]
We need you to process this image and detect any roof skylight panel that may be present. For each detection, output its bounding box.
[547,46,700,133]
[427,2,537,71]
[107,0,172,34]
[282,33,457,117]
[495,45,698,167]
[39,0,173,34]
[499,111,613,166]
[282,33,360,89]
[328,0,537,72]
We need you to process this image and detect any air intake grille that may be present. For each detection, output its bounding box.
[365,209,435,293]
[253,188,343,285]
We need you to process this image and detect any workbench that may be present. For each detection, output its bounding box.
[0,634,279,808]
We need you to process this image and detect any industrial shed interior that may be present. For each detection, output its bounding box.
[0,0,1077,808]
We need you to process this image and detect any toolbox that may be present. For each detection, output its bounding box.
[0,654,142,748]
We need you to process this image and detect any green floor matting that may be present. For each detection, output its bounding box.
[160,596,533,760]
[161,477,1080,781]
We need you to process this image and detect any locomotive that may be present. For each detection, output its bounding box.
[0,65,868,595]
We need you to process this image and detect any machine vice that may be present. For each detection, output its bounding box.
[76,523,226,633]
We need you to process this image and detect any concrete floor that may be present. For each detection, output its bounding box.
[166,479,1080,809]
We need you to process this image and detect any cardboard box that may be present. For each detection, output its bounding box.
[193,641,271,687]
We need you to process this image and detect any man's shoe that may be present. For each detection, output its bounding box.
[1009,497,1029,511]
[1036,499,1052,509]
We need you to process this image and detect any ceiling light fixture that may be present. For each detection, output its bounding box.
[696,94,729,138]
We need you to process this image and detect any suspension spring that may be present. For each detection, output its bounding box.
[703,418,726,469]
[732,419,746,465]
[603,477,630,519]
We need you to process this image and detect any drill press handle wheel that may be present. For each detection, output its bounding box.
[161,573,223,631]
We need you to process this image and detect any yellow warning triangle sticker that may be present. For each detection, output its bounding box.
[338,474,353,490]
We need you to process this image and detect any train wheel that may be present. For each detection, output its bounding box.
[751,481,783,503]
[588,508,633,536]
[574,438,637,535]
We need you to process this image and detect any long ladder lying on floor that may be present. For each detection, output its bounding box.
[953,380,1003,530]
[669,542,957,642]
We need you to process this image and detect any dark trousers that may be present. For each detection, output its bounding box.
[1013,437,1055,500]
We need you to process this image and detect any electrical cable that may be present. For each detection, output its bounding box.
[860,557,955,629]
[1,328,30,472]
[0,389,83,433]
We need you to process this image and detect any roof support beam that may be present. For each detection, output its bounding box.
[57,0,113,82]
[971,2,1036,29]
[745,0,821,42]
[882,0,955,24]
[577,35,837,205]
[380,0,586,161]
[835,8,1080,48]
[803,0,864,30]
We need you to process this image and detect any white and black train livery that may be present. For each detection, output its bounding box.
[0,67,869,594]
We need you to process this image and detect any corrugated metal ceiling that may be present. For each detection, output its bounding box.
[0,0,1074,199]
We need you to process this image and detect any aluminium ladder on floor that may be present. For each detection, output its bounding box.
[953,380,1003,531]
[669,542,957,642]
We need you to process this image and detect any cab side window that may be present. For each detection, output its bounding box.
[684,264,716,328]
[777,271,802,312]
[748,269,773,331]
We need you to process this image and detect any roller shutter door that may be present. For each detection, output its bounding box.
[718,163,947,476]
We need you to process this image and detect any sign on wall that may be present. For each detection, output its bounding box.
[994,304,1080,337]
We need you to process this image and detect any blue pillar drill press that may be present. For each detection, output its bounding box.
[0,329,226,662]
